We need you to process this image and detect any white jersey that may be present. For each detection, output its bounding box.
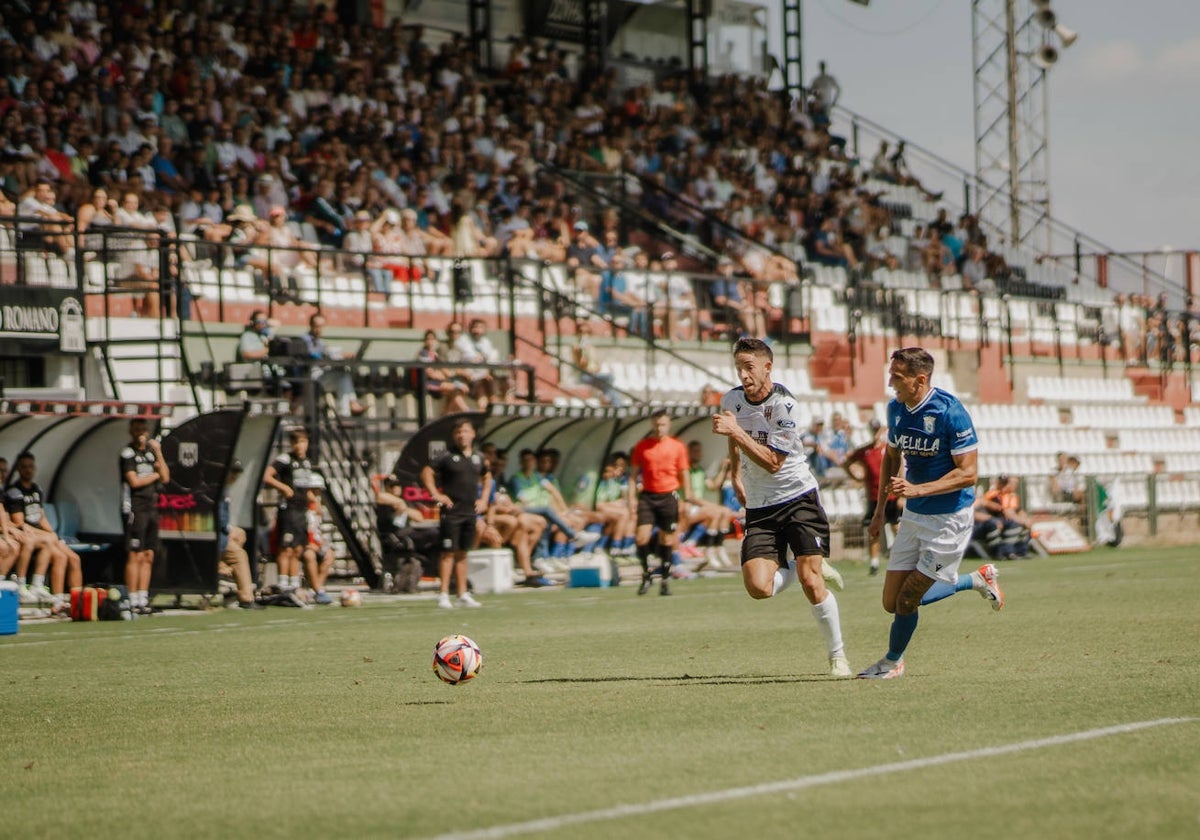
[720,383,818,509]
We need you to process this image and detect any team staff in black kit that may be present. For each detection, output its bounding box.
[421,418,492,610]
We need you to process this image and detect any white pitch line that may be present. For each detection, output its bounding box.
[424,718,1196,840]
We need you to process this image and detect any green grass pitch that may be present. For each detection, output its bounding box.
[2,547,1198,839]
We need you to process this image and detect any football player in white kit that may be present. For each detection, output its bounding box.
[712,337,851,677]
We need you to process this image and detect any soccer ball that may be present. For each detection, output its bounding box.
[340,588,363,608]
[433,634,482,685]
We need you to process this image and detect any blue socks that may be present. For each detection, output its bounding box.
[920,575,975,605]
[887,611,919,662]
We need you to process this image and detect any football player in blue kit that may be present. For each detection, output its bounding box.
[858,347,1004,679]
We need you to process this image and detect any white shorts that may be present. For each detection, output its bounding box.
[887,507,974,584]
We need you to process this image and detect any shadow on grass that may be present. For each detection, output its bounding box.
[401,700,455,706]
[522,674,843,685]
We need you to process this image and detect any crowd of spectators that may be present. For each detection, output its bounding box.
[1,0,1191,378]
[0,0,1012,338]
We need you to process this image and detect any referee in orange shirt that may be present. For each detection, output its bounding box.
[629,409,695,596]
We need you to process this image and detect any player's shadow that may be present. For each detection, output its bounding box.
[522,673,841,685]
[401,700,455,706]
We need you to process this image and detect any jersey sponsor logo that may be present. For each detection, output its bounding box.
[895,433,941,456]
[956,429,973,439]
[776,419,795,429]
[754,430,768,446]
[923,415,936,434]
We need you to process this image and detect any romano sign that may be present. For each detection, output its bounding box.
[0,287,86,353]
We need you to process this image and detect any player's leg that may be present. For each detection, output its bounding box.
[0,536,16,578]
[27,533,54,597]
[740,518,786,599]
[862,509,973,679]
[452,549,468,597]
[455,519,481,607]
[862,500,881,575]
[920,562,1003,608]
[784,495,848,674]
[795,549,849,675]
[64,544,82,591]
[634,495,657,594]
[859,511,922,679]
[138,535,156,605]
[436,550,455,609]
[655,496,680,595]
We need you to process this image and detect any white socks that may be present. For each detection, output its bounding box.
[772,563,797,596]
[811,592,846,660]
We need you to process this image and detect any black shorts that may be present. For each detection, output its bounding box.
[863,498,902,528]
[637,492,679,534]
[125,509,160,553]
[439,514,477,553]
[276,507,307,551]
[741,491,830,566]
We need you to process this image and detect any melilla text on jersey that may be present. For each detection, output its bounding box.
[894,433,941,457]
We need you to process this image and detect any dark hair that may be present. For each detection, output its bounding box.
[733,336,772,362]
[650,408,671,420]
[890,347,935,378]
[450,417,474,433]
[15,450,34,463]
[519,448,536,458]
[287,427,308,441]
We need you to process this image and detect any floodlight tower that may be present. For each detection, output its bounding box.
[972,0,1076,254]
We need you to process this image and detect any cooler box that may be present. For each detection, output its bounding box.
[0,581,18,635]
[466,548,514,594]
[568,553,612,588]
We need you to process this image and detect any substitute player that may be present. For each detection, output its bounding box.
[629,409,694,596]
[263,427,315,600]
[712,337,851,677]
[857,347,1004,680]
[421,417,491,609]
[121,418,169,615]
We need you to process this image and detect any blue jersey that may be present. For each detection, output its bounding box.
[886,387,978,515]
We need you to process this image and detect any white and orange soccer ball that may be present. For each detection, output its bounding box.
[340,588,363,608]
[433,634,482,685]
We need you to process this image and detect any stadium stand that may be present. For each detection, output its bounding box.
[4,0,1200,603]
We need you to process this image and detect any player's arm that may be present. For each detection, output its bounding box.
[543,480,568,511]
[678,467,694,505]
[875,444,901,510]
[6,497,25,529]
[123,468,160,490]
[150,439,169,484]
[711,410,786,473]
[476,472,492,515]
[705,458,730,492]
[842,444,868,482]
[262,464,293,499]
[420,464,452,508]
[727,439,746,508]
[894,450,978,499]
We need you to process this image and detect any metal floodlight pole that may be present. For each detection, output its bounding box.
[782,0,804,107]
[974,0,1061,254]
